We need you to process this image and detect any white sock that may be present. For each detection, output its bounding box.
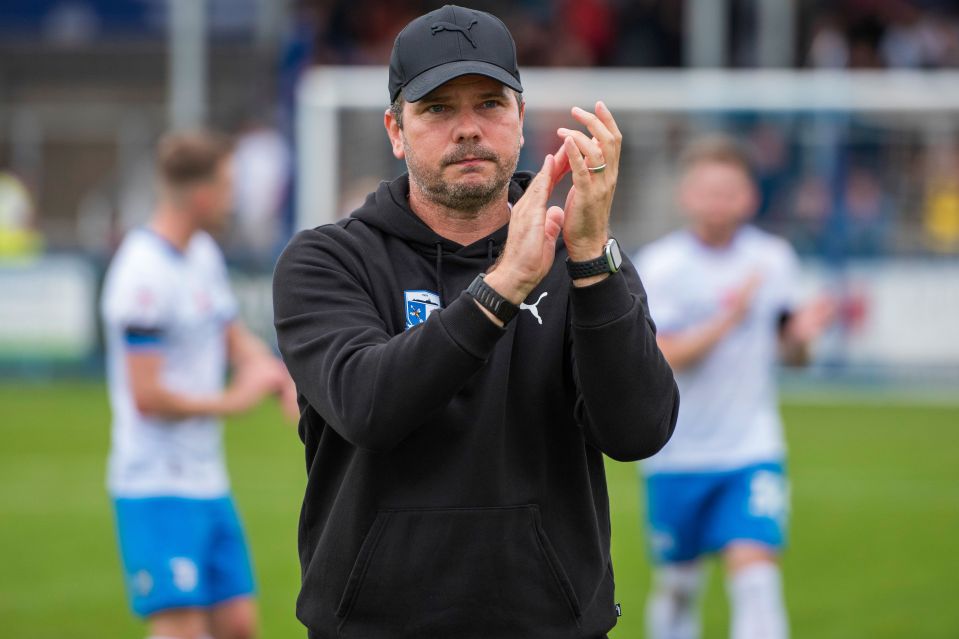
[646,562,706,639]
[727,562,789,639]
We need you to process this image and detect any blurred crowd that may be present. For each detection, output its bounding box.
[806,0,959,69]
[298,0,959,69]
[3,0,959,264]
[733,117,959,257]
[4,0,956,69]
[297,0,681,67]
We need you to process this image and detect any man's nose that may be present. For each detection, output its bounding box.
[451,110,482,143]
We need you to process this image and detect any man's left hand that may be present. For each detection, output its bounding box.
[555,101,622,263]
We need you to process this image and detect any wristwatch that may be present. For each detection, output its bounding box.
[566,238,623,280]
[466,273,519,324]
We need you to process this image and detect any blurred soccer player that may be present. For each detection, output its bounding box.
[101,131,297,639]
[635,136,834,639]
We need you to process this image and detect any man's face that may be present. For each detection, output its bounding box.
[191,157,234,232]
[386,74,524,215]
[679,161,757,232]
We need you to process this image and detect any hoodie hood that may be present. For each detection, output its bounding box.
[350,172,534,259]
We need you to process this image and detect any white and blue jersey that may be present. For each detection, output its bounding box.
[636,225,801,475]
[101,228,238,499]
[102,228,254,616]
[635,225,800,562]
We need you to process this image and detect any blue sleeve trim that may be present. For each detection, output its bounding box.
[124,327,164,348]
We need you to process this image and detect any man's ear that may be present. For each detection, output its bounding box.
[518,100,525,148]
[384,108,405,160]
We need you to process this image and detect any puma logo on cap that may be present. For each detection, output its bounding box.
[430,19,479,48]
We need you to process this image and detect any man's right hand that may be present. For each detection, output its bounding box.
[484,154,565,305]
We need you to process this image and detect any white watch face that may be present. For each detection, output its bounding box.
[606,239,622,272]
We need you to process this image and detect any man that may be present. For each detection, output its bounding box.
[101,131,297,639]
[273,5,679,638]
[635,136,834,639]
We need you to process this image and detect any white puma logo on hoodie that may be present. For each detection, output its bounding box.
[520,291,548,325]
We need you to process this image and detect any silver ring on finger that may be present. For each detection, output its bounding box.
[586,163,607,173]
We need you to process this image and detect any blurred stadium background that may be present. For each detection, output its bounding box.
[0,1,957,637]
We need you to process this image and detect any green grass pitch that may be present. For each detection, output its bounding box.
[1,383,957,638]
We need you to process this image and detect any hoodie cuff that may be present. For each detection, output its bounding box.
[570,270,634,328]
[437,292,507,359]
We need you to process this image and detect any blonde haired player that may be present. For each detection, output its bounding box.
[636,135,834,639]
[101,131,297,639]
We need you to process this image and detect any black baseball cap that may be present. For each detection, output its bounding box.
[388,4,523,103]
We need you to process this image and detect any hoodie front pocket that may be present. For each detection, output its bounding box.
[335,505,581,638]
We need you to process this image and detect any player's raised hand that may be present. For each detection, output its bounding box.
[485,153,564,304]
[786,295,837,343]
[556,101,622,261]
[725,272,763,324]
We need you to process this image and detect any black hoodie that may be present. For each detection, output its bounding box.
[273,173,679,639]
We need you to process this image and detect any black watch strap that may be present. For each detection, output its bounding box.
[566,238,622,280]
[466,274,519,324]
[567,254,611,280]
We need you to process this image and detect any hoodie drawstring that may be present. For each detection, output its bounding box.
[434,242,444,304]
[434,239,498,305]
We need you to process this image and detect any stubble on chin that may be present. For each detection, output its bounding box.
[405,140,519,217]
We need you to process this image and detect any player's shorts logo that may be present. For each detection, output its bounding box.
[170,557,199,592]
[405,290,442,330]
[649,527,676,561]
[131,569,153,596]
[748,470,789,522]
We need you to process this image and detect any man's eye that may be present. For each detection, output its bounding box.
[482,100,501,109]
[427,104,446,113]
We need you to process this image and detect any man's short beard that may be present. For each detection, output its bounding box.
[405,138,520,217]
